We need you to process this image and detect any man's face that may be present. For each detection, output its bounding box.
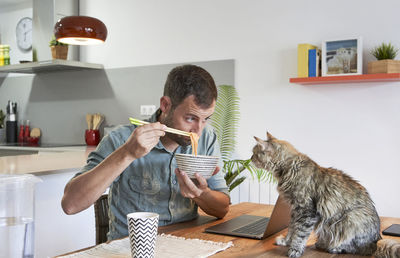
[164,95,215,146]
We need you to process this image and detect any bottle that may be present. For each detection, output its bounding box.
[6,101,18,143]
[3,45,10,65]
[0,45,4,66]
[24,120,30,143]
[18,121,24,143]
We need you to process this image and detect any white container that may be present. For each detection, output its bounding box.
[0,174,42,258]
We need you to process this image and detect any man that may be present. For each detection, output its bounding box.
[62,64,230,240]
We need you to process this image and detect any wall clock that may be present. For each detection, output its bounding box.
[16,17,32,51]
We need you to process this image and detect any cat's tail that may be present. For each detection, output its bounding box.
[374,239,400,258]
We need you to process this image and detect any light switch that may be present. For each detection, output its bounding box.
[140,105,156,116]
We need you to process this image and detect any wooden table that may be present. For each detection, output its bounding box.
[61,202,400,257]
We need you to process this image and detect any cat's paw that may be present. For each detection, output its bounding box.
[275,235,288,246]
[327,247,342,254]
[287,247,304,258]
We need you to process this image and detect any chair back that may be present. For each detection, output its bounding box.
[94,194,109,244]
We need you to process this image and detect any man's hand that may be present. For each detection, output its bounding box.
[123,122,166,159]
[174,166,229,218]
[174,166,220,198]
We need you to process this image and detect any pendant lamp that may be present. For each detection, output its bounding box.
[54,16,107,45]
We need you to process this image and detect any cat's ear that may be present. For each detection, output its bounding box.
[254,136,266,151]
[266,132,275,140]
[254,136,264,145]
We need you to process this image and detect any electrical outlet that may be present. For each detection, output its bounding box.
[140,105,156,116]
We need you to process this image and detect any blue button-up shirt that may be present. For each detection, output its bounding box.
[75,112,229,240]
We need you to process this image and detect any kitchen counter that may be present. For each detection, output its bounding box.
[0,145,99,257]
[0,146,95,175]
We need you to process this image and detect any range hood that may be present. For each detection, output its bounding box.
[1,0,104,74]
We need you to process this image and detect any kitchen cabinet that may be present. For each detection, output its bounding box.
[0,148,96,257]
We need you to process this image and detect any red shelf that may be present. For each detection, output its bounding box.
[289,73,400,85]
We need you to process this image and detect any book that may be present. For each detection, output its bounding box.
[297,43,317,77]
[308,48,321,77]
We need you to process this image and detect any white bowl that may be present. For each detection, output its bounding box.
[175,153,219,179]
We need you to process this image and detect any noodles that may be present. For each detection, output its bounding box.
[189,132,199,156]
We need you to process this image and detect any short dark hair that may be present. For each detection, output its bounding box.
[163,64,217,109]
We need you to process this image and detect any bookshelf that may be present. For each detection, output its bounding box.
[289,73,400,85]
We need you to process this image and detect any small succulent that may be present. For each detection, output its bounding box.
[49,35,68,47]
[0,109,5,129]
[371,42,399,60]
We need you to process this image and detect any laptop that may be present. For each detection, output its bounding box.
[204,196,291,239]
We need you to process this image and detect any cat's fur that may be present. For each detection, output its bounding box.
[251,132,400,258]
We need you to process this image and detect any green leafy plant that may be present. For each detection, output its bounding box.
[371,42,399,60]
[210,85,274,191]
[0,109,5,129]
[49,35,68,47]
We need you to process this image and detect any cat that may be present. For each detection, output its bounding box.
[251,132,400,258]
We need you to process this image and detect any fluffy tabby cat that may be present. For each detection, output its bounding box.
[251,132,400,258]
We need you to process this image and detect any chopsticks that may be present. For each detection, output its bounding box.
[129,118,191,137]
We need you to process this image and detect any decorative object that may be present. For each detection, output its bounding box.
[0,109,5,142]
[49,35,68,60]
[16,17,32,51]
[322,37,362,76]
[209,85,273,191]
[54,16,108,45]
[368,42,400,74]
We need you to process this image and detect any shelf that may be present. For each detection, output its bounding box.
[289,73,400,85]
[0,59,104,74]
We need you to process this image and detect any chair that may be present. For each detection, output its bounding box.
[94,194,109,244]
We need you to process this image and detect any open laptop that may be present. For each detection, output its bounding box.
[204,196,291,239]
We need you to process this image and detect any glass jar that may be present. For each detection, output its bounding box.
[0,45,4,66]
[3,45,10,65]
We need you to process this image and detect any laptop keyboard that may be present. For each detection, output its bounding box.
[232,217,270,235]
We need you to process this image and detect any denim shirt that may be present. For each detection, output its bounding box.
[75,112,229,240]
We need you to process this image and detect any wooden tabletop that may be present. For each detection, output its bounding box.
[158,202,400,258]
[60,202,400,257]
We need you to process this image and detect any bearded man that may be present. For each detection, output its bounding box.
[61,64,230,240]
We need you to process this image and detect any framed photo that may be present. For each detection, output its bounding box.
[322,37,362,76]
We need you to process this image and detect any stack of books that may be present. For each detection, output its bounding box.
[297,43,321,78]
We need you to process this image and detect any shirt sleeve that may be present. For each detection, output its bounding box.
[72,126,130,180]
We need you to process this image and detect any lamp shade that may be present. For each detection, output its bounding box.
[54,16,107,45]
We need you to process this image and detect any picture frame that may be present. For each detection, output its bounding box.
[321,37,362,76]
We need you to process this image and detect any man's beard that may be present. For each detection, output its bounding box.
[163,111,191,146]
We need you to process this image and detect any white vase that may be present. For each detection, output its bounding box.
[0,128,5,143]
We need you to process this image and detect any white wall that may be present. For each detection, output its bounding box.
[0,2,32,64]
[80,0,400,217]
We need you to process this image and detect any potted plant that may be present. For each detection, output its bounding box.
[368,42,400,74]
[0,109,5,143]
[49,35,68,60]
[210,85,274,192]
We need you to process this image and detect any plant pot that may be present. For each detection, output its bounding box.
[367,60,400,74]
[50,45,68,60]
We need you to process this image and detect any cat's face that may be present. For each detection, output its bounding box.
[251,132,278,171]
[251,132,297,172]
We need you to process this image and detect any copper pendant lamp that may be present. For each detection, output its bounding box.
[54,16,108,45]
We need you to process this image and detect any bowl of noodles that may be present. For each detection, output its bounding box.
[175,154,219,179]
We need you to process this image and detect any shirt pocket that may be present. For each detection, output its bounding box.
[128,174,161,195]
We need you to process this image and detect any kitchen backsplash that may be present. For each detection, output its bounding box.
[0,60,234,144]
